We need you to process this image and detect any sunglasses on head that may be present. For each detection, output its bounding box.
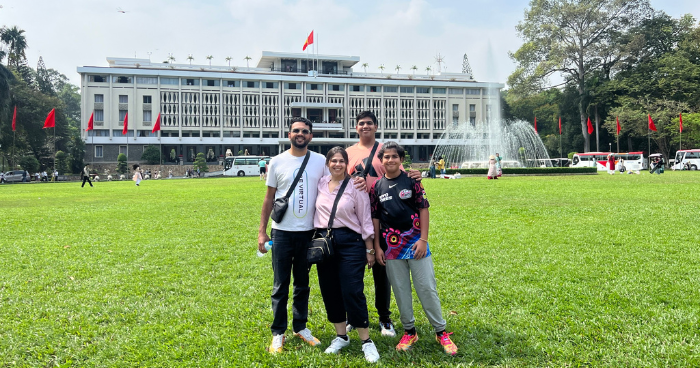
[291,128,311,134]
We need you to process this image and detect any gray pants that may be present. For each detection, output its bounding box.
[385,256,446,333]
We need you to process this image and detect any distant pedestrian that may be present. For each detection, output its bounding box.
[259,158,267,181]
[495,153,503,177]
[81,164,94,187]
[168,169,173,178]
[429,158,436,179]
[607,154,615,175]
[487,155,498,180]
[53,169,58,182]
[22,170,27,182]
[42,171,48,182]
[132,164,142,186]
[438,156,446,176]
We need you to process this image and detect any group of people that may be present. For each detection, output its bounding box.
[257,112,458,363]
[428,156,446,178]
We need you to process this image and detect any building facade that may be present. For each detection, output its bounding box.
[78,51,503,164]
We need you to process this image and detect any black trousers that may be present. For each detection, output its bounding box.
[270,229,314,335]
[372,259,393,323]
[81,176,93,187]
[316,228,369,328]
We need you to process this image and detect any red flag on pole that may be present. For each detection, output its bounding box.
[86,112,94,131]
[558,116,562,135]
[679,113,683,133]
[43,108,56,129]
[152,113,161,133]
[302,30,314,51]
[587,117,594,134]
[122,112,129,135]
[12,105,16,131]
[648,114,657,132]
[534,116,537,133]
[616,117,621,135]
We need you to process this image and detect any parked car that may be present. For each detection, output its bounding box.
[2,170,27,183]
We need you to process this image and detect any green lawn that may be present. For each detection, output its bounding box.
[1,173,699,367]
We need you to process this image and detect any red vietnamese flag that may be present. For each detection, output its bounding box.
[616,117,621,135]
[587,117,594,134]
[122,112,129,135]
[86,111,94,131]
[12,105,16,131]
[679,113,683,133]
[152,113,161,133]
[558,116,562,135]
[302,30,314,51]
[43,108,55,129]
[648,114,657,132]
[534,116,538,133]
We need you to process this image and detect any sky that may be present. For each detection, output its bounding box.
[1,0,698,88]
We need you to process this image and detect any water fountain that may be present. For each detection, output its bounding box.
[432,118,552,169]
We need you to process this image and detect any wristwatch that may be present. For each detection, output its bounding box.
[366,248,375,255]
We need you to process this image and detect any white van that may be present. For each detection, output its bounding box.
[223,156,270,177]
[672,149,700,170]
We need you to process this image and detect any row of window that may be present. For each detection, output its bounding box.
[89,75,485,95]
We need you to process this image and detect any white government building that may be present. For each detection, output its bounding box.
[78,51,503,164]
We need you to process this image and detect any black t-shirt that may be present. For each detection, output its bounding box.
[370,172,430,258]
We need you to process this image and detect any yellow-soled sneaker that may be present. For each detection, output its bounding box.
[294,328,321,347]
[436,331,458,356]
[269,334,285,354]
[395,331,418,351]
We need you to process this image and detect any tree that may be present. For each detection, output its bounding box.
[193,152,208,173]
[378,64,385,75]
[18,155,39,172]
[0,26,28,68]
[168,54,175,64]
[206,55,213,66]
[395,65,401,74]
[116,153,128,174]
[509,0,651,152]
[68,134,85,174]
[141,145,161,165]
[362,63,368,73]
[411,65,418,75]
[226,56,232,67]
[425,66,432,75]
[187,54,194,65]
[244,55,252,69]
[55,150,69,174]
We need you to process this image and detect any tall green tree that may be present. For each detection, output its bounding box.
[0,26,28,68]
[509,0,651,152]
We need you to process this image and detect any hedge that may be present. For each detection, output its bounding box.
[419,167,598,175]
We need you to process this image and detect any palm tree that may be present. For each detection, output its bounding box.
[378,64,385,75]
[425,66,432,75]
[361,63,368,73]
[0,26,28,68]
[411,65,417,75]
[395,65,401,75]
[206,55,213,66]
[187,54,194,65]
[225,56,232,67]
[244,55,252,69]
[167,54,175,64]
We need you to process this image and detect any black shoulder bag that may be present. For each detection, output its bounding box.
[307,177,350,264]
[352,142,379,178]
[270,152,310,223]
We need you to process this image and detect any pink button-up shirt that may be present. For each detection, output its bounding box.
[314,175,374,240]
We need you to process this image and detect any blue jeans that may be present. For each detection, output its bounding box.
[429,167,436,178]
[316,228,370,328]
[270,229,314,335]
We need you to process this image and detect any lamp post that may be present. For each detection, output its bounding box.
[609,143,612,153]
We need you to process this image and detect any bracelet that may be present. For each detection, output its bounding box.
[419,238,428,242]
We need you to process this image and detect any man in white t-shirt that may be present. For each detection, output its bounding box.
[258,117,366,354]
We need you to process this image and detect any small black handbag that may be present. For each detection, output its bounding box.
[270,152,310,223]
[307,177,350,264]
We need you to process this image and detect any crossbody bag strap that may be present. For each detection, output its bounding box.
[361,142,380,178]
[326,177,350,231]
[283,151,310,199]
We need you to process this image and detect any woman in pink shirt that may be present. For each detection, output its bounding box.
[314,146,380,363]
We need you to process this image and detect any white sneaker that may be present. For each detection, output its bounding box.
[294,328,321,347]
[324,336,350,354]
[269,334,285,354]
[362,341,380,363]
[380,321,396,337]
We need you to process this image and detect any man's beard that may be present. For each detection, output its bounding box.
[292,138,309,149]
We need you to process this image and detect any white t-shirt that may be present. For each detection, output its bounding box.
[266,150,329,231]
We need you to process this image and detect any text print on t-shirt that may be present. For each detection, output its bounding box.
[292,169,309,218]
[379,193,392,202]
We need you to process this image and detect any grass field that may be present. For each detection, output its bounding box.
[1,172,700,367]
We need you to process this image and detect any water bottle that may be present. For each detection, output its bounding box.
[257,241,273,257]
